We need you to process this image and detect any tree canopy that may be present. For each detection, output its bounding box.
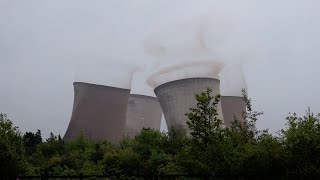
[1,89,320,178]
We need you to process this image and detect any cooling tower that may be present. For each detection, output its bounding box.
[221,96,246,128]
[154,78,224,135]
[64,82,130,143]
[126,94,162,138]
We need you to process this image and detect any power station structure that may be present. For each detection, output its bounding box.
[126,94,162,138]
[64,79,247,143]
[221,96,246,128]
[63,82,130,144]
[154,78,224,135]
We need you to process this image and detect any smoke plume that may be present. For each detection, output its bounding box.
[147,60,224,88]
[145,15,232,87]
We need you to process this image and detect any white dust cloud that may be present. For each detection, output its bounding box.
[144,10,258,91]
[147,60,224,88]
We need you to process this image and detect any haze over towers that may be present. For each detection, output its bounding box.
[67,1,257,141]
[145,14,250,96]
[72,1,259,95]
[141,5,255,134]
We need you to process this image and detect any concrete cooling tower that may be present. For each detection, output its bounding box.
[64,82,130,144]
[154,78,224,136]
[221,96,246,128]
[126,94,162,138]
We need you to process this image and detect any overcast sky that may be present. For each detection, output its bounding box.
[0,0,319,138]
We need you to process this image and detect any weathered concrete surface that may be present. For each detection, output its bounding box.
[221,96,246,128]
[126,94,162,138]
[154,78,224,135]
[64,82,130,144]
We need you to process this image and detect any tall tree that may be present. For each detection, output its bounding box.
[23,130,42,156]
[281,108,320,176]
[0,113,28,176]
[184,88,227,176]
[186,88,223,147]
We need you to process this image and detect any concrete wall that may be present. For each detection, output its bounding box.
[64,82,130,144]
[126,94,162,138]
[154,78,224,135]
[221,96,246,128]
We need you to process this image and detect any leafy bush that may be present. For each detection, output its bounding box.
[1,89,320,178]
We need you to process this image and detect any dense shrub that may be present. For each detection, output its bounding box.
[1,89,320,178]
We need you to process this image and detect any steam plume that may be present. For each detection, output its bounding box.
[147,60,224,88]
[144,14,232,87]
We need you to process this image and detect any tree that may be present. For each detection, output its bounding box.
[183,88,228,176]
[130,128,169,175]
[227,89,264,145]
[236,132,286,177]
[186,88,223,147]
[23,130,42,156]
[281,108,320,176]
[28,132,66,175]
[0,113,28,176]
[223,89,284,177]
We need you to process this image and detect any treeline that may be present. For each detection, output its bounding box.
[1,89,320,178]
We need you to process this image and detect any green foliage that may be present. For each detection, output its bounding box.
[236,133,286,176]
[184,88,227,176]
[186,88,223,146]
[0,113,29,176]
[23,130,42,156]
[1,89,320,178]
[29,132,66,175]
[280,108,320,176]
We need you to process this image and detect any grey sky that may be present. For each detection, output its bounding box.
[0,0,319,137]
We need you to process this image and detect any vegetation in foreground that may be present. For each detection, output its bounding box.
[1,89,320,178]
